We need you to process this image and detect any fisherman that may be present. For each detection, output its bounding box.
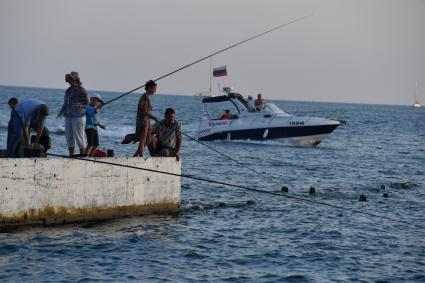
[29,109,51,153]
[133,80,157,157]
[61,71,89,156]
[221,110,231,120]
[247,95,255,112]
[148,108,182,161]
[255,93,265,110]
[7,98,20,157]
[6,99,49,158]
[84,93,106,156]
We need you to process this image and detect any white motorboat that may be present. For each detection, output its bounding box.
[196,87,342,146]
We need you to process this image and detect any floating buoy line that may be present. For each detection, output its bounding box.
[47,153,413,227]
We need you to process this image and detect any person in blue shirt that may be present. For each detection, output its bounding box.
[84,93,106,156]
[6,99,49,158]
[7,98,20,157]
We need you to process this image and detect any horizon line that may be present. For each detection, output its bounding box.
[0,83,416,107]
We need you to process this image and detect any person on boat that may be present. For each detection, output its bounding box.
[247,95,255,112]
[61,71,89,156]
[148,108,182,161]
[221,110,231,120]
[84,93,106,156]
[133,80,157,158]
[255,93,265,110]
[6,99,49,158]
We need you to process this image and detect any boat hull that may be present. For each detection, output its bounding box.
[198,124,340,146]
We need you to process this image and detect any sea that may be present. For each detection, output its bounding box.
[0,85,424,282]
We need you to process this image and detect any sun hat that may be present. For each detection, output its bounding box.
[65,71,81,83]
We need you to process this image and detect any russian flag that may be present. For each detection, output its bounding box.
[213,65,227,77]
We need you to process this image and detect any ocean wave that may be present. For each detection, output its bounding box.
[49,125,66,135]
[99,125,135,139]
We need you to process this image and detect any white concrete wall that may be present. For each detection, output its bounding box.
[0,157,181,223]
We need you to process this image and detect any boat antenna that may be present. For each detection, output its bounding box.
[209,57,213,96]
[101,14,313,107]
[46,152,414,227]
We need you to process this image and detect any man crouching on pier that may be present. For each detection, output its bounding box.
[148,108,182,161]
[6,99,49,158]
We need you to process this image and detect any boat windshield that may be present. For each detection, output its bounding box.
[202,100,240,120]
[259,103,285,114]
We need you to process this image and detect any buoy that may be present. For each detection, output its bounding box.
[281,186,289,193]
[309,186,316,194]
[380,185,385,191]
[401,181,412,189]
[359,194,367,202]
[382,192,389,198]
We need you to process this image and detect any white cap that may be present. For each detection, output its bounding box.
[90,93,103,103]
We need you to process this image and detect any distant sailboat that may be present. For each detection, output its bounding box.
[413,82,421,108]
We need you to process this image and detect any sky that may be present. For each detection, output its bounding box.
[0,0,424,105]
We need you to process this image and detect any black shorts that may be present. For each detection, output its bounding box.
[85,128,99,147]
[155,144,176,157]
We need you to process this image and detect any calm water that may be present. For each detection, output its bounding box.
[0,85,424,282]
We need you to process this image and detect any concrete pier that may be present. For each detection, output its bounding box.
[0,157,181,226]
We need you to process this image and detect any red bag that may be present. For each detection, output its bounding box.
[93,148,107,157]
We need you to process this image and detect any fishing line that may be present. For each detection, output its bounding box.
[46,152,412,226]
[101,14,313,107]
[180,128,286,188]
[150,115,287,189]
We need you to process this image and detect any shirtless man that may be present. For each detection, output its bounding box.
[255,93,265,110]
[133,80,157,157]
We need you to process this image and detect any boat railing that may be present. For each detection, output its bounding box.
[287,109,346,122]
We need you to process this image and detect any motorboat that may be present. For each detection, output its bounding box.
[196,87,342,146]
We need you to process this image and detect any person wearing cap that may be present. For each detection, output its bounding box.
[133,80,157,157]
[62,71,89,156]
[6,99,49,157]
[84,93,106,156]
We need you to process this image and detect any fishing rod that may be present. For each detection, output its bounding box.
[102,14,313,106]
[46,152,412,227]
